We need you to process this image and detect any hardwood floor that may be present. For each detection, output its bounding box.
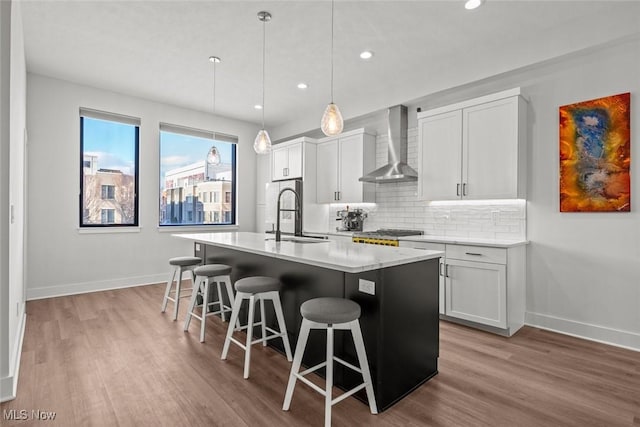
[2,283,639,426]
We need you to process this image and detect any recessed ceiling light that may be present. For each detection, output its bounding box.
[208,56,221,63]
[297,82,308,90]
[464,0,484,10]
[254,104,263,110]
[359,51,374,60]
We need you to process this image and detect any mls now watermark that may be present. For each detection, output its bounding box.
[3,409,57,421]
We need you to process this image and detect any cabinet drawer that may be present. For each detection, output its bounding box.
[446,244,506,264]
[398,241,445,252]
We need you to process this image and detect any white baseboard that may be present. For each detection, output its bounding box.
[26,273,167,301]
[0,312,26,403]
[525,311,640,352]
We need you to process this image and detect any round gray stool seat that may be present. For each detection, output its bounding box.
[169,256,202,267]
[235,276,281,294]
[194,264,232,277]
[300,297,361,324]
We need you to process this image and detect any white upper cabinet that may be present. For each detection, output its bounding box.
[316,139,340,203]
[271,138,304,181]
[417,88,527,201]
[418,110,463,201]
[316,129,376,204]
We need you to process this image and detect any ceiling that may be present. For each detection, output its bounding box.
[21,1,640,138]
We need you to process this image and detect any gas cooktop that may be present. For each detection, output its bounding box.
[353,229,424,238]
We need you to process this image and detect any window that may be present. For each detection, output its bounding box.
[159,123,237,226]
[80,109,140,227]
[101,209,115,224]
[101,185,115,200]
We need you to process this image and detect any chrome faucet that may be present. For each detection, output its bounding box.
[276,187,302,242]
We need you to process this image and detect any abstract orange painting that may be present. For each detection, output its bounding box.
[559,93,630,212]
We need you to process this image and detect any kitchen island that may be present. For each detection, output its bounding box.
[174,232,443,412]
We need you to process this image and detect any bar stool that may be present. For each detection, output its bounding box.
[283,297,377,427]
[183,264,235,343]
[161,256,201,320]
[221,276,293,379]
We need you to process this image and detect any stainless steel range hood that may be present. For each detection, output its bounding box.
[359,105,418,183]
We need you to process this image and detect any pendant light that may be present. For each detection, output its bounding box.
[254,11,272,154]
[320,0,343,136]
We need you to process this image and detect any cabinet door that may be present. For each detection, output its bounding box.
[287,143,303,179]
[338,133,365,202]
[272,146,289,181]
[418,110,463,200]
[462,97,519,199]
[316,140,339,203]
[444,259,507,328]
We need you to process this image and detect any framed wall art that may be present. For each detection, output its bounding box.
[559,92,631,212]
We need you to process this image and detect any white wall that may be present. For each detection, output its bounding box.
[1,0,27,402]
[522,39,640,349]
[26,74,260,299]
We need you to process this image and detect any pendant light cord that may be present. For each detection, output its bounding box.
[330,0,334,104]
[262,16,266,129]
[212,61,216,115]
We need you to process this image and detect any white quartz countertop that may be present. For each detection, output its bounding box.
[173,232,443,273]
[399,235,529,248]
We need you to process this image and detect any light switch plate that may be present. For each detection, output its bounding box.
[359,279,375,296]
[195,243,200,251]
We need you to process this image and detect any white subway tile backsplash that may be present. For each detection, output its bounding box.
[329,129,527,240]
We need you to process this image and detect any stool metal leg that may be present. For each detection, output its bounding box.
[221,292,245,360]
[244,295,257,379]
[215,280,226,322]
[283,319,312,410]
[351,320,378,414]
[200,279,211,343]
[325,325,334,427]
[183,275,203,331]
[161,266,178,313]
[221,276,240,329]
[172,266,184,321]
[259,298,267,347]
[271,294,293,361]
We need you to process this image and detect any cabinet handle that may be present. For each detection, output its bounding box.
[334,192,337,201]
[456,183,460,196]
[439,262,443,276]
[337,191,341,200]
[445,264,450,277]
[465,252,482,256]
[463,183,467,196]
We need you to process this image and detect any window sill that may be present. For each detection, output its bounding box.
[157,225,239,233]
[78,226,142,234]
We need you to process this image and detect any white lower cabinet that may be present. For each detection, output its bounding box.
[444,258,506,328]
[400,240,526,336]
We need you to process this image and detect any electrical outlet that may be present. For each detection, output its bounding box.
[491,211,500,225]
[358,279,375,296]
[195,243,200,251]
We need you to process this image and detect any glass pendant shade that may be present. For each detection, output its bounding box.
[321,102,344,136]
[253,129,272,154]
